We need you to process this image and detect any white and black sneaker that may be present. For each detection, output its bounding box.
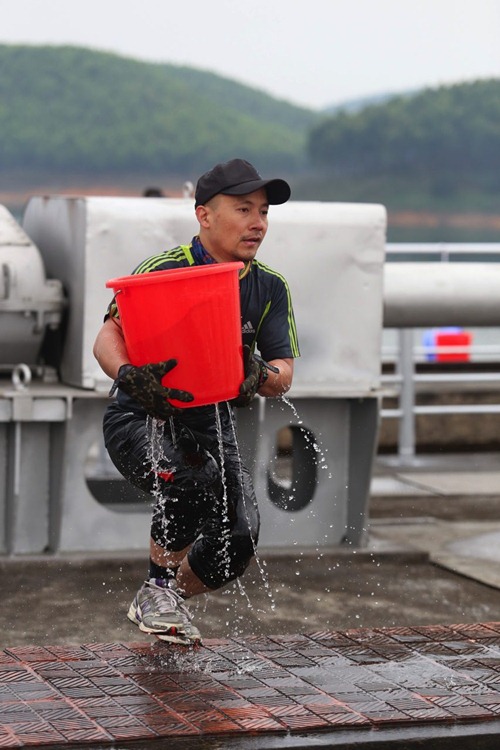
[127,578,201,646]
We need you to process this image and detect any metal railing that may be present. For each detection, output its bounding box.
[381,243,500,457]
[386,243,500,262]
[381,329,500,457]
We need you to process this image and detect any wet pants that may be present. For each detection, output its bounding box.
[103,401,260,590]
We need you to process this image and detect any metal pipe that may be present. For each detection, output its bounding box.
[383,263,500,327]
[396,330,416,457]
[387,242,500,258]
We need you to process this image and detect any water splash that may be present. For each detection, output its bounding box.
[146,416,175,544]
[214,403,232,583]
[280,396,333,480]
[226,403,277,613]
[142,396,346,655]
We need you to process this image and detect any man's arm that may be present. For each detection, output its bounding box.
[258,357,294,398]
[94,318,293,402]
[93,317,130,380]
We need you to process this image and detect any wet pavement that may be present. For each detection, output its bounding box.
[370,451,500,590]
[2,451,500,748]
[4,624,500,749]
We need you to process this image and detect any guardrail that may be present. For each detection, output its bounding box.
[381,244,500,457]
[381,329,500,457]
[386,243,500,261]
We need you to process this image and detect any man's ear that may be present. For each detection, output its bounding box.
[195,204,210,228]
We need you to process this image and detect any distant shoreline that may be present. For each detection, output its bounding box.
[2,185,500,236]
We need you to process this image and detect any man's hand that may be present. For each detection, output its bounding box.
[231,345,269,408]
[110,360,194,419]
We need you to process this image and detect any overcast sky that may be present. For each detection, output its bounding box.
[1,0,499,109]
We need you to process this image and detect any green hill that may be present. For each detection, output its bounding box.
[304,79,500,213]
[0,45,318,183]
[2,46,500,238]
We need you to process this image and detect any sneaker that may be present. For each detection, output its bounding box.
[127,578,201,645]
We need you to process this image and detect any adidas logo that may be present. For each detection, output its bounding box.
[242,321,255,335]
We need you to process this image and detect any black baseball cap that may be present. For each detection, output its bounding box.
[195,159,291,207]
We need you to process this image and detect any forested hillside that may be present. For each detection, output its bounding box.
[1,44,499,228]
[305,79,500,211]
[0,45,317,179]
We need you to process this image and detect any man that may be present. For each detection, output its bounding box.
[93,158,300,645]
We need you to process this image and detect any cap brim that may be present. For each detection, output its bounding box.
[222,178,291,205]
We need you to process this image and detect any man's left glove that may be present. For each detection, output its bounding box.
[109,360,194,420]
[231,345,268,408]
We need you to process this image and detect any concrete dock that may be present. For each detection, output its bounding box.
[2,451,500,748]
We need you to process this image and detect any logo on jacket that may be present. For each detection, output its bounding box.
[242,321,255,335]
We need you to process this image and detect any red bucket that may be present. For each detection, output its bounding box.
[106,262,244,408]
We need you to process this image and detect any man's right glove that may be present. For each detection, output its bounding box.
[231,345,268,408]
[109,360,194,420]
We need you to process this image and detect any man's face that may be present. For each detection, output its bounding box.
[197,188,269,263]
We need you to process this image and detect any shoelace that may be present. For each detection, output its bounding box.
[147,581,193,624]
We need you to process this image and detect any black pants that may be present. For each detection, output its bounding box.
[103,401,260,590]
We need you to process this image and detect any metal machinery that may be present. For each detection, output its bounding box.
[0,205,66,554]
[0,196,387,554]
[0,205,64,369]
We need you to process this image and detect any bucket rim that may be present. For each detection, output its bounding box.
[106,261,244,290]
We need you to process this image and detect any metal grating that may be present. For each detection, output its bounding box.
[2,623,500,746]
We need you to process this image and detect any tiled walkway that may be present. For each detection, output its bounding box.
[3,623,500,748]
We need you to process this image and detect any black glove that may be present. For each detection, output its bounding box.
[231,345,268,408]
[109,360,194,419]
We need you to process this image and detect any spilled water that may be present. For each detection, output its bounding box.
[226,403,276,614]
[146,416,177,544]
[142,396,339,674]
[214,403,232,584]
[142,403,280,650]
[281,396,333,481]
